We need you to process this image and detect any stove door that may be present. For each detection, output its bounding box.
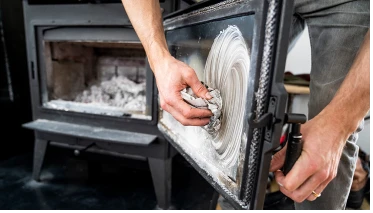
[158,0,293,209]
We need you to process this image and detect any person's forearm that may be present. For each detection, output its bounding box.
[121,0,170,72]
[320,29,370,136]
[122,0,213,125]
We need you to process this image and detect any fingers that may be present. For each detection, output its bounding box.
[173,98,212,118]
[270,144,287,172]
[306,181,327,202]
[155,58,214,126]
[166,91,212,117]
[162,102,211,126]
[183,69,212,99]
[275,169,329,202]
[298,173,327,202]
[275,170,298,200]
[160,94,211,126]
[279,151,316,191]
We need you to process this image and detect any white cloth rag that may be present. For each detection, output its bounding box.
[180,87,223,135]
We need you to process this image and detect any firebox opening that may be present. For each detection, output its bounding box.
[42,41,151,119]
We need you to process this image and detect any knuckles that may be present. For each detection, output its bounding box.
[307,160,320,173]
[283,182,296,192]
[293,196,306,203]
[331,170,337,179]
[195,84,207,95]
[280,188,305,203]
[328,170,337,182]
[318,169,330,181]
[160,101,167,110]
[183,69,197,79]
[291,190,308,203]
[163,96,174,106]
[178,118,190,126]
[181,109,193,119]
[183,69,195,79]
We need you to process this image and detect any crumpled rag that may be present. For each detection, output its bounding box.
[180,87,222,135]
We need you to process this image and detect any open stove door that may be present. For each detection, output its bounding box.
[158,0,294,209]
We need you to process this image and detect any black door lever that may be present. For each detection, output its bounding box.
[282,114,307,175]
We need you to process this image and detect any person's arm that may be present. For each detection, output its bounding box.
[323,29,370,135]
[121,0,212,126]
[270,29,370,202]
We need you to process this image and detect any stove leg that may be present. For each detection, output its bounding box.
[32,139,49,181]
[148,157,172,210]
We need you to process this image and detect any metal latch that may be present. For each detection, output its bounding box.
[248,112,274,129]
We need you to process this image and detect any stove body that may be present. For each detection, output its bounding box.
[22,0,178,209]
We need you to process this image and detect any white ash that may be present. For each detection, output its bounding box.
[159,25,251,181]
[44,100,133,117]
[159,112,241,198]
[74,76,146,112]
[204,25,250,169]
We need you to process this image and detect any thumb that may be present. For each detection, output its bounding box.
[184,71,212,100]
[270,145,287,172]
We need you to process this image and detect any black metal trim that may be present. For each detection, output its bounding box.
[250,0,295,209]
[160,128,248,209]
[160,0,294,210]
[161,0,282,210]
[26,24,162,136]
[163,0,229,20]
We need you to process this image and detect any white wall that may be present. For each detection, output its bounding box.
[357,113,370,155]
[285,27,311,75]
[285,27,311,118]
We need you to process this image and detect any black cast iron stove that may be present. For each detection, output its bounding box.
[22,0,179,209]
[22,0,299,210]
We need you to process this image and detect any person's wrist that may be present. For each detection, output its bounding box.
[146,42,171,73]
[318,105,359,139]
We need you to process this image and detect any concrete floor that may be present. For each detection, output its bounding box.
[0,146,369,210]
[0,147,215,210]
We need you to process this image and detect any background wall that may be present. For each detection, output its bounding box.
[285,27,311,75]
[284,26,311,120]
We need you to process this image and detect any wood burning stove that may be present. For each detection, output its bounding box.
[22,0,179,209]
[22,0,297,210]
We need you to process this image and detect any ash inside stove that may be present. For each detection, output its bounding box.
[42,41,151,119]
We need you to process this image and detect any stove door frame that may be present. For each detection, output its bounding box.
[160,0,294,209]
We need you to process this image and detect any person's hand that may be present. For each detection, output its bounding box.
[153,55,213,126]
[270,112,351,202]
